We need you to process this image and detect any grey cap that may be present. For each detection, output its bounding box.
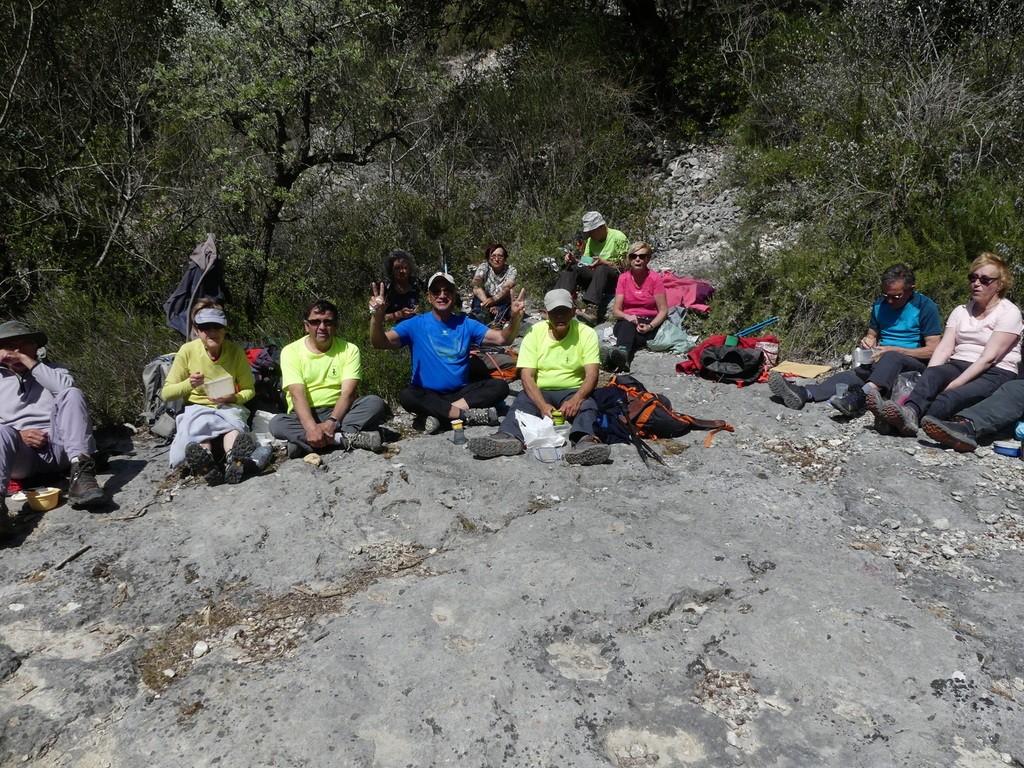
[582,211,606,233]
[0,320,47,347]
[194,308,228,327]
[544,289,574,312]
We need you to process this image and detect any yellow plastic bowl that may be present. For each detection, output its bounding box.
[26,487,61,512]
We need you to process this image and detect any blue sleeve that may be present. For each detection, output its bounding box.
[394,314,416,345]
[467,317,490,344]
[918,297,942,337]
[868,299,881,332]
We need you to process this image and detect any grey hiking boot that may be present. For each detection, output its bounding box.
[225,433,258,484]
[414,415,442,434]
[461,407,499,427]
[880,400,919,436]
[69,455,105,509]
[576,305,598,326]
[185,442,217,475]
[337,430,384,453]
[564,435,611,466]
[921,415,979,453]
[768,371,808,410]
[468,431,524,459]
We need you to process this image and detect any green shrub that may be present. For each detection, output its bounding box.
[27,284,180,427]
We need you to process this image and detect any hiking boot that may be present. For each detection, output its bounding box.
[576,306,599,326]
[68,455,105,509]
[413,415,442,434]
[185,442,217,475]
[337,430,384,453]
[880,400,919,436]
[864,387,883,415]
[828,388,866,417]
[872,413,892,435]
[564,435,611,466]
[921,415,979,453]
[204,467,225,486]
[225,433,258,485]
[605,345,629,373]
[468,431,524,459]
[768,371,808,410]
[1,496,15,540]
[461,407,499,427]
[286,441,308,459]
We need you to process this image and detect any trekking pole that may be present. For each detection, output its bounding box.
[736,316,779,337]
[613,402,666,468]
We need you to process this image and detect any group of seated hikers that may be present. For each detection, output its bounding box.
[3,233,1023,538]
[768,254,1024,451]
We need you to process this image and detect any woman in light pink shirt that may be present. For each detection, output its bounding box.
[882,252,1022,435]
[605,241,668,372]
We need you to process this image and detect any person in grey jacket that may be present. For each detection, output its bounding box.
[1,321,105,537]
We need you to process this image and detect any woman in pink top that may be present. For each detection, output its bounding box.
[605,241,669,372]
[883,252,1023,435]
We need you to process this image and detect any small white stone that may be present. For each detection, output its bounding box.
[933,518,951,531]
[162,668,176,678]
[192,641,209,659]
[8,604,24,612]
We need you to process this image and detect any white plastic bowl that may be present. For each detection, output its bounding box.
[203,375,234,399]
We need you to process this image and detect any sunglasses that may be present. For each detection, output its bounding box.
[196,323,225,331]
[883,291,905,301]
[968,273,999,286]
[630,253,651,261]
[430,286,456,296]
[305,318,336,327]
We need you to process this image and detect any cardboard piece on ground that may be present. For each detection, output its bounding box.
[771,360,833,378]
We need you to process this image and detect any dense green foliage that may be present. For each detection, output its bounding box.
[717,0,1024,358]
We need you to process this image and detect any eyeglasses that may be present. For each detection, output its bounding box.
[305,318,336,327]
[630,253,651,261]
[968,273,999,286]
[196,323,224,331]
[430,286,455,296]
[883,292,905,301]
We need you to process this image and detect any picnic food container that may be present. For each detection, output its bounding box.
[993,440,1021,458]
[203,375,234,399]
[26,487,61,511]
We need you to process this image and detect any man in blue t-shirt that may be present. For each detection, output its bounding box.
[770,264,942,420]
[370,271,525,433]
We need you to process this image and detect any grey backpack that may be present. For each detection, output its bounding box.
[141,354,182,438]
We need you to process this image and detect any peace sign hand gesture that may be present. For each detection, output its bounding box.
[369,282,388,313]
[510,288,526,318]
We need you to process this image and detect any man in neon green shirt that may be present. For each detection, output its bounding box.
[269,299,388,457]
[554,210,628,324]
[468,289,611,466]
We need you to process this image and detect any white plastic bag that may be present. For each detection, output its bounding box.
[515,411,566,448]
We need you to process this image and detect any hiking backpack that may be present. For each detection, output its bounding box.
[594,374,734,443]
[141,353,183,438]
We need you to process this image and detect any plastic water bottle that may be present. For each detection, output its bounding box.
[451,419,467,446]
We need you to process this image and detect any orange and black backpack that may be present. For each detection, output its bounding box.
[595,374,734,443]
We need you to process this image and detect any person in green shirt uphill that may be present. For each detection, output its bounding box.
[270,299,388,458]
[468,289,611,466]
[555,211,628,325]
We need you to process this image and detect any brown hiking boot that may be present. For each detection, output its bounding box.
[69,455,105,509]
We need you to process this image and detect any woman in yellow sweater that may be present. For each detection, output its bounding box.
[161,300,257,484]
